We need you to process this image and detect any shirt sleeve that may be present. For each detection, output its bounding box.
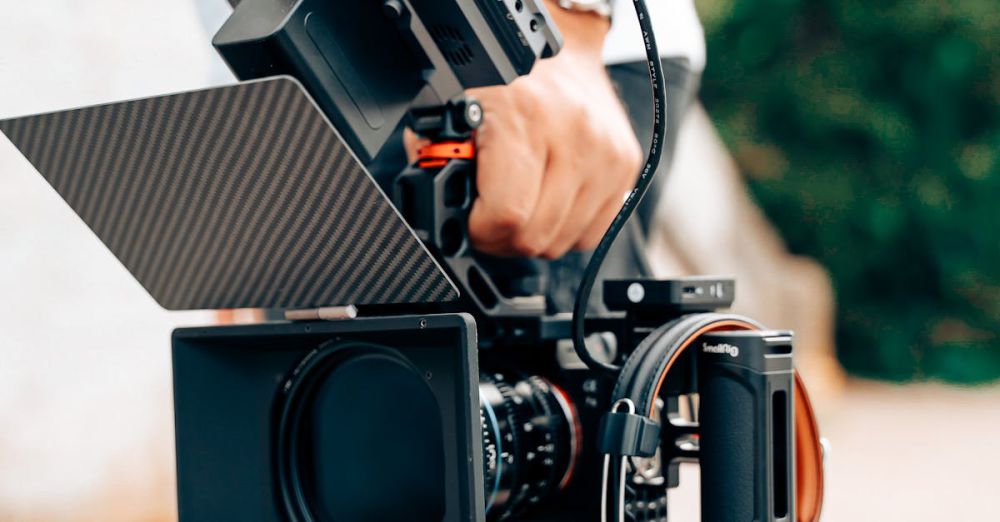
[602,0,706,72]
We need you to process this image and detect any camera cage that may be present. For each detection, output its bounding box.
[0,0,826,521]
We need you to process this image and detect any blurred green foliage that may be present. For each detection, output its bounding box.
[696,0,999,382]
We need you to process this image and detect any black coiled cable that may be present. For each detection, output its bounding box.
[572,0,668,374]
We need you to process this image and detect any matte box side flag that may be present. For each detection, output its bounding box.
[0,76,458,310]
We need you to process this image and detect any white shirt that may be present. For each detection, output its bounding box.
[603,0,706,73]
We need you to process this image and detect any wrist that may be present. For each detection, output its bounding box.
[543,0,610,59]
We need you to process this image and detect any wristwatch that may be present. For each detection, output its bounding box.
[555,0,613,19]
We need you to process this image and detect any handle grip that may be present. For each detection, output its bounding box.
[697,330,796,522]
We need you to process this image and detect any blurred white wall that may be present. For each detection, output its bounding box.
[0,1,230,519]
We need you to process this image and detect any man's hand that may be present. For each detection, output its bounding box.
[406,4,642,259]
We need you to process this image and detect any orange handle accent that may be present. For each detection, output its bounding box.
[649,321,825,522]
[416,140,475,168]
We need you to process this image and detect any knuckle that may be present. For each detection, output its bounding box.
[616,134,642,163]
[572,109,596,138]
[627,137,644,165]
[470,240,505,257]
[542,244,571,260]
[490,204,532,233]
[576,233,602,251]
[617,141,643,180]
[628,138,644,171]
[511,232,547,257]
[467,224,492,247]
[513,83,544,115]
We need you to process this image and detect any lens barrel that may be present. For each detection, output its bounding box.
[479,373,580,521]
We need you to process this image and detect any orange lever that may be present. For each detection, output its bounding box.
[416,140,475,168]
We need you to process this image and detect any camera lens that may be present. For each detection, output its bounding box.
[276,342,449,522]
[479,373,581,521]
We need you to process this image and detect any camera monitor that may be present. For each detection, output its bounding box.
[214,0,560,164]
[0,77,458,310]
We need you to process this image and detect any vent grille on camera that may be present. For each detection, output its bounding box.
[429,24,474,67]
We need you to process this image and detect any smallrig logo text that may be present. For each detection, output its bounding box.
[702,342,740,358]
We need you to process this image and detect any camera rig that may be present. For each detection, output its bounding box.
[0,0,825,521]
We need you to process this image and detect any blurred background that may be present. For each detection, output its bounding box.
[696,0,999,383]
[0,0,997,521]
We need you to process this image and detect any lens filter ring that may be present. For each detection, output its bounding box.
[275,340,447,522]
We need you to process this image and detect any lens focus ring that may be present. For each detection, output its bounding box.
[479,373,579,521]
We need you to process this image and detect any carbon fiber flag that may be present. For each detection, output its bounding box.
[0,76,458,310]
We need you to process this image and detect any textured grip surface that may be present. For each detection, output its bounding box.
[0,77,458,310]
[698,365,756,521]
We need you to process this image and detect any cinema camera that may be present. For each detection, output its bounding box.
[0,0,826,520]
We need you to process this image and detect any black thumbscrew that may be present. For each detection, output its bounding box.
[464,100,484,129]
[451,99,483,134]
